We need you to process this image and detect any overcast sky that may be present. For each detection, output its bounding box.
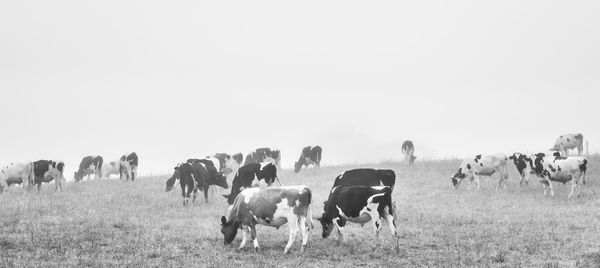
[1,0,599,176]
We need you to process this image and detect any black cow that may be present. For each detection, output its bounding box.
[74,155,103,182]
[318,186,396,245]
[120,152,138,181]
[165,162,205,206]
[244,148,281,168]
[223,162,278,205]
[331,168,396,192]
[33,160,65,192]
[294,146,322,173]
[188,158,228,202]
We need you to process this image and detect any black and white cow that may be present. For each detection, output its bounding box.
[551,133,584,156]
[120,152,138,181]
[74,155,103,181]
[508,153,534,186]
[100,159,132,180]
[187,158,228,202]
[211,153,243,175]
[220,185,312,253]
[0,162,34,193]
[33,160,66,192]
[223,162,278,205]
[244,148,281,168]
[331,169,396,192]
[531,153,588,198]
[165,162,205,206]
[294,146,322,173]
[401,140,416,165]
[451,154,508,190]
[318,186,396,245]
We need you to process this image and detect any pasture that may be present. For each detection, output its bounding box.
[1,157,600,267]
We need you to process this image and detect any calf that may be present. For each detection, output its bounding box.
[508,153,534,186]
[451,154,508,190]
[220,185,312,253]
[401,140,416,165]
[74,155,103,181]
[223,162,278,205]
[531,153,588,198]
[331,168,396,192]
[319,186,396,245]
[187,158,228,202]
[294,146,322,173]
[0,162,34,193]
[244,148,281,168]
[165,162,205,206]
[120,152,138,181]
[551,133,584,156]
[33,160,65,192]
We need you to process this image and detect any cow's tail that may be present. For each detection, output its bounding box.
[581,159,588,185]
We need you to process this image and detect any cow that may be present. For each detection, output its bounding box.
[31,160,65,192]
[74,156,103,182]
[223,162,278,205]
[211,153,243,174]
[401,140,416,165]
[551,133,584,156]
[331,169,396,192]
[0,162,34,193]
[294,146,322,173]
[120,152,138,181]
[318,186,396,245]
[100,159,132,180]
[187,158,228,202]
[451,154,509,190]
[531,153,588,198]
[508,153,534,186]
[165,162,204,206]
[244,148,281,168]
[220,185,312,253]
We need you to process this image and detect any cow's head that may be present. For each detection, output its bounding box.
[220,216,240,245]
[258,163,277,185]
[73,171,83,182]
[293,161,303,173]
[165,168,181,192]
[317,213,335,238]
[214,172,229,189]
[450,168,467,188]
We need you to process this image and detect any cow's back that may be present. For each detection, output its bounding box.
[332,169,383,189]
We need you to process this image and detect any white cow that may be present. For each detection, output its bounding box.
[450,154,509,190]
[100,160,132,180]
[531,153,588,198]
[0,162,34,193]
[551,133,584,156]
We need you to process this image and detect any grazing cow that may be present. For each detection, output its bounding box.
[74,156,103,181]
[33,160,65,192]
[0,162,34,193]
[244,148,281,168]
[187,158,228,202]
[220,185,312,253]
[318,186,396,245]
[508,153,534,186]
[223,162,278,205]
[551,133,584,156]
[401,140,416,165]
[165,162,204,206]
[100,159,132,180]
[294,146,322,173]
[331,169,396,192]
[531,153,588,198]
[120,152,138,181]
[451,154,508,190]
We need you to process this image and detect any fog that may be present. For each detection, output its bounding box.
[1,0,599,176]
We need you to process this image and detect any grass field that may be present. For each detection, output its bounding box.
[1,157,600,267]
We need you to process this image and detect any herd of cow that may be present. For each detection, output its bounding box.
[0,133,591,253]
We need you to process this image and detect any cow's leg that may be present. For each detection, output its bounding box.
[474,174,481,190]
[284,215,299,254]
[204,185,210,203]
[181,183,188,206]
[36,183,41,192]
[383,206,397,236]
[250,224,259,252]
[333,217,346,246]
[545,178,555,197]
[239,226,249,250]
[299,216,308,253]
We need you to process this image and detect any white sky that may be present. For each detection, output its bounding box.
[1,0,599,176]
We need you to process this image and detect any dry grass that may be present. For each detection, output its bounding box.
[1,157,600,267]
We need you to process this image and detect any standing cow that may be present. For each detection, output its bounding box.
[74,155,103,181]
[451,154,509,190]
[508,153,534,186]
[401,140,416,165]
[0,162,34,193]
[220,185,312,253]
[531,153,588,198]
[100,159,132,180]
[223,162,278,205]
[187,158,228,202]
[165,162,204,206]
[120,152,138,181]
[294,146,322,173]
[551,133,584,156]
[33,160,66,192]
[244,148,281,168]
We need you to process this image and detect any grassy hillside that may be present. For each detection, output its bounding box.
[1,157,600,267]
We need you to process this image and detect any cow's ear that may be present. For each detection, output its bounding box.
[222,194,229,199]
[220,216,227,225]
